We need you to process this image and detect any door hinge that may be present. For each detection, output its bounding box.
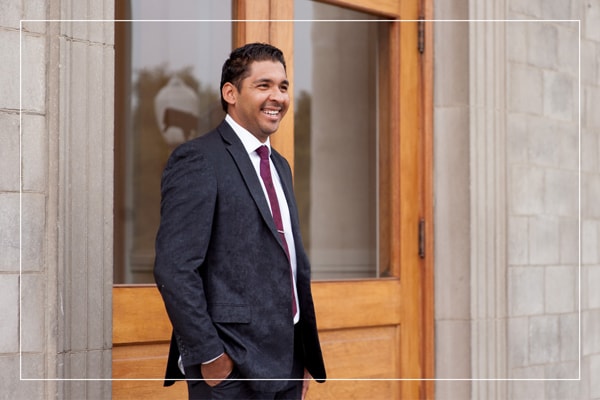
[418,218,426,258]
[418,17,425,54]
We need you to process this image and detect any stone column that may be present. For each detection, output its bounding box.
[49,2,115,397]
[0,1,115,398]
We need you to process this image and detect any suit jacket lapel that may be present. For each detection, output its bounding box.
[271,151,298,226]
[217,122,282,245]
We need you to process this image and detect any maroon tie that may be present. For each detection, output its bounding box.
[256,145,297,316]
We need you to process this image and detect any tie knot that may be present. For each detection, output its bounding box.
[256,145,270,160]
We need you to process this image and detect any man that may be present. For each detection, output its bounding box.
[154,43,326,399]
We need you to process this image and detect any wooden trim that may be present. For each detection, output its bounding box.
[388,21,402,279]
[113,280,403,346]
[113,285,172,345]
[232,0,270,45]
[318,0,400,18]
[378,22,392,276]
[232,0,296,167]
[311,279,402,330]
[268,0,295,167]
[421,0,436,397]
[113,1,130,284]
[396,0,429,397]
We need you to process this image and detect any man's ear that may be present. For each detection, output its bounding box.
[222,82,237,107]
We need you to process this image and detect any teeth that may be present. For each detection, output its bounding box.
[264,110,279,116]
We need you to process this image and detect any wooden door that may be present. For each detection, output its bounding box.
[113,1,434,399]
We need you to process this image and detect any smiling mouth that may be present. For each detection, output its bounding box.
[262,109,280,117]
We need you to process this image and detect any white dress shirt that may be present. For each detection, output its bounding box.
[225,114,300,324]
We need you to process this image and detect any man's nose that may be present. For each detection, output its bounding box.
[269,88,288,103]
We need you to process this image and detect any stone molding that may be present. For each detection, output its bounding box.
[468,0,509,397]
[45,1,114,398]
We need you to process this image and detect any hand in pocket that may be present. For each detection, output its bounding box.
[200,353,234,387]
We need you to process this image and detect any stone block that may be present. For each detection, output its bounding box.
[545,361,580,398]
[581,130,598,173]
[0,354,44,399]
[559,313,579,362]
[506,113,530,164]
[543,70,575,122]
[556,23,579,76]
[21,114,47,192]
[584,0,600,42]
[21,273,45,353]
[508,63,543,115]
[559,218,579,264]
[528,117,562,167]
[529,216,560,265]
[583,309,600,356]
[529,315,560,364]
[21,193,45,272]
[582,173,600,218]
[584,86,600,129]
[509,365,545,398]
[581,39,597,85]
[0,0,20,29]
[528,23,559,70]
[506,22,528,64]
[508,216,529,265]
[508,0,542,18]
[541,0,573,20]
[434,21,469,106]
[544,169,578,216]
[0,275,18,353]
[597,42,600,86]
[435,320,471,379]
[508,316,529,368]
[590,354,600,398]
[509,165,545,215]
[558,131,579,171]
[0,30,20,111]
[545,266,576,313]
[587,266,600,308]
[0,193,20,271]
[21,34,46,114]
[509,266,544,316]
[21,352,45,381]
[582,219,599,265]
[0,112,20,191]
[22,0,47,34]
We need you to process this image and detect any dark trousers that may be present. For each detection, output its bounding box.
[185,326,304,400]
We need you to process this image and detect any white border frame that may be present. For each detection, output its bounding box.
[18,18,581,383]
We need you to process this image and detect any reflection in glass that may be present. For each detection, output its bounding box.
[294,2,382,280]
[116,1,231,283]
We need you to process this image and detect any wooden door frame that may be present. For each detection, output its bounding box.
[113,0,434,398]
[233,0,435,397]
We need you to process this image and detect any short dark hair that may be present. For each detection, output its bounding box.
[220,42,287,112]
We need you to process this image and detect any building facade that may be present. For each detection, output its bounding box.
[0,0,599,399]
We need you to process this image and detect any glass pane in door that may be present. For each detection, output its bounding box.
[294,1,382,280]
[115,1,231,283]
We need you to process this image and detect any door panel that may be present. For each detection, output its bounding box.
[112,281,405,399]
[113,0,433,398]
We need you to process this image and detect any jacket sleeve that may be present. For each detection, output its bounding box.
[153,141,224,368]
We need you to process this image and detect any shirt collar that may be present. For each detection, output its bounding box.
[225,114,271,156]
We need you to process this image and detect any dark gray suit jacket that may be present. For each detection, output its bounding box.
[154,120,326,392]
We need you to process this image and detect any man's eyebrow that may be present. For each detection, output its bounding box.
[252,78,290,86]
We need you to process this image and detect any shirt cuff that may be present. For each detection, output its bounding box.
[202,352,225,364]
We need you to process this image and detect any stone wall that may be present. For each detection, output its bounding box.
[0,1,114,399]
[434,0,600,398]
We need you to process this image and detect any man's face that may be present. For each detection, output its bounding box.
[225,60,290,142]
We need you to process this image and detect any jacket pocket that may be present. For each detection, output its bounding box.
[208,304,251,324]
